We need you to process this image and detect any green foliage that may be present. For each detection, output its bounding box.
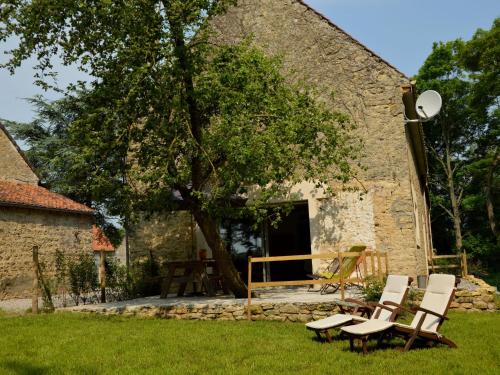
[128,255,162,297]
[104,256,135,300]
[3,97,125,247]
[361,276,385,302]
[416,18,499,281]
[0,0,360,296]
[67,252,99,306]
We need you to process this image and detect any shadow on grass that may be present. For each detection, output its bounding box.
[1,361,51,375]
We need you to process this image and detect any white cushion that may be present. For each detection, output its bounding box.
[341,320,394,336]
[375,275,410,320]
[306,314,367,330]
[305,275,409,331]
[410,274,455,332]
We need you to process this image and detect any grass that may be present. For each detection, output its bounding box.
[0,312,499,374]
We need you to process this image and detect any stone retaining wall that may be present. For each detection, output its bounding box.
[70,301,342,322]
[450,276,497,312]
[69,276,497,320]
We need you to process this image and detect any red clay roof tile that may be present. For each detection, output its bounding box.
[92,225,115,252]
[0,180,93,215]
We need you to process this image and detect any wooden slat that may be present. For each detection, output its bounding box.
[250,252,362,263]
[431,255,460,259]
[251,277,362,288]
[462,250,468,276]
[431,264,460,269]
[362,251,368,282]
[339,252,344,300]
[247,257,252,320]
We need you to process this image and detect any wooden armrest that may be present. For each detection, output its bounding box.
[370,302,398,312]
[415,307,449,320]
[383,301,415,314]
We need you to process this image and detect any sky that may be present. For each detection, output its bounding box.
[0,0,499,124]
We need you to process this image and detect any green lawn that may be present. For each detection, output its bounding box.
[0,312,499,374]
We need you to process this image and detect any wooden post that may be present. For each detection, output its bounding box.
[462,250,468,276]
[32,246,39,314]
[384,252,389,276]
[247,257,252,320]
[376,251,383,280]
[339,252,344,300]
[369,251,374,277]
[99,250,106,303]
[362,251,368,286]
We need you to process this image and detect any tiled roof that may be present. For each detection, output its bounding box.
[0,180,93,215]
[92,225,115,252]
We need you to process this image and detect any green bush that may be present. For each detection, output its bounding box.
[361,276,385,302]
[68,252,99,305]
[129,254,162,297]
[104,256,135,300]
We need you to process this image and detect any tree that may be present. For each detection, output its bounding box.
[460,18,499,241]
[417,19,499,284]
[2,96,125,246]
[1,1,359,296]
[416,40,477,252]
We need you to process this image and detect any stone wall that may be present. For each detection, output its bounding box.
[450,276,497,312]
[0,207,93,299]
[70,280,497,319]
[0,126,39,185]
[209,0,427,279]
[129,211,194,263]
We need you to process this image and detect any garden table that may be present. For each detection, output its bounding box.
[160,260,224,298]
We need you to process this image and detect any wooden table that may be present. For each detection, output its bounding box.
[160,260,224,298]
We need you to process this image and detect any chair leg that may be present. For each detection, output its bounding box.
[377,332,386,347]
[361,337,368,355]
[324,330,333,343]
[439,336,457,349]
[349,336,354,352]
[315,331,323,342]
[403,332,418,352]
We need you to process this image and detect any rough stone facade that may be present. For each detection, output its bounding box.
[129,211,194,263]
[0,124,38,185]
[0,207,93,298]
[131,0,432,280]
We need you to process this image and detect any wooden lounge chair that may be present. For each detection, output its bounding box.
[307,258,340,292]
[312,245,366,295]
[305,275,412,343]
[341,273,458,354]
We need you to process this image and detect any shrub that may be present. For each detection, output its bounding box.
[129,253,162,297]
[104,256,135,301]
[68,252,99,305]
[361,276,385,302]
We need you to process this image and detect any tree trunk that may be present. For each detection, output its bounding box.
[485,149,499,240]
[193,209,248,297]
[444,133,463,250]
[165,8,248,297]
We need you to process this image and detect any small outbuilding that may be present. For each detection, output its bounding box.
[0,123,94,299]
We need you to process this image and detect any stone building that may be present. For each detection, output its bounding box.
[0,123,94,299]
[130,0,432,282]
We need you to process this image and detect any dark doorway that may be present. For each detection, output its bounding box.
[266,203,312,281]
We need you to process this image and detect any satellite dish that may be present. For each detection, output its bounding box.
[415,90,442,121]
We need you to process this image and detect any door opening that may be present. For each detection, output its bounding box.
[266,202,312,281]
